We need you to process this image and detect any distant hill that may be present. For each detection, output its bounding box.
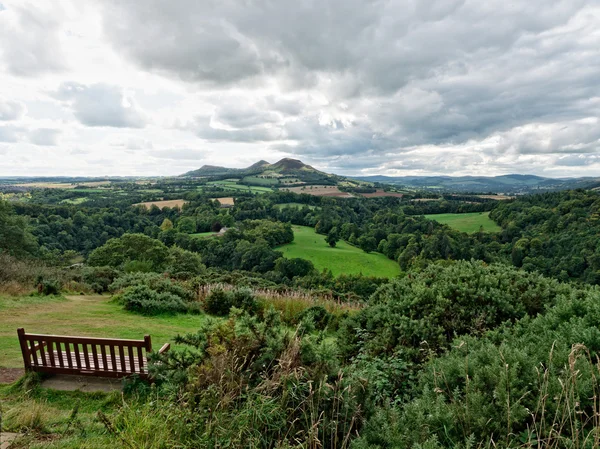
[181,158,338,184]
[352,174,600,193]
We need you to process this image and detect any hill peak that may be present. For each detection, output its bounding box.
[271,158,311,170]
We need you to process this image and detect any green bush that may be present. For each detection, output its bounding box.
[36,277,61,296]
[109,272,195,301]
[82,266,120,293]
[204,288,232,316]
[354,284,600,449]
[120,284,191,315]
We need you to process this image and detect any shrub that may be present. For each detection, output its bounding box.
[229,287,258,314]
[123,259,154,273]
[82,266,120,293]
[296,305,332,330]
[35,276,61,296]
[109,272,195,301]
[204,287,232,316]
[120,285,190,315]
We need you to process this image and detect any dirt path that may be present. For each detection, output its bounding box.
[0,368,23,384]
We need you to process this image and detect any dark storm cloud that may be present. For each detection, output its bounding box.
[100,0,600,173]
[53,82,146,128]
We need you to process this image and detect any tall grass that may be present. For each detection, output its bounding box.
[197,282,361,322]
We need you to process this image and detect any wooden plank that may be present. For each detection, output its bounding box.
[109,346,117,372]
[119,345,126,374]
[128,346,136,373]
[73,343,82,369]
[20,333,148,347]
[17,328,31,369]
[91,344,99,370]
[137,346,144,372]
[100,345,108,372]
[82,344,91,370]
[38,338,48,367]
[47,340,56,367]
[27,339,37,367]
[56,342,64,368]
[65,342,73,369]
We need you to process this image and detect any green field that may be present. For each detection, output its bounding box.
[0,295,206,368]
[60,197,89,205]
[207,181,273,193]
[274,202,317,210]
[424,212,501,233]
[242,176,279,186]
[276,226,400,278]
[191,231,218,238]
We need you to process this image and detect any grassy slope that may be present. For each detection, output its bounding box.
[0,295,206,368]
[424,211,501,233]
[277,226,400,278]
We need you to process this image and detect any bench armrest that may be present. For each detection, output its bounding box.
[158,343,170,354]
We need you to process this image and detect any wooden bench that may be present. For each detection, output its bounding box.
[17,328,170,380]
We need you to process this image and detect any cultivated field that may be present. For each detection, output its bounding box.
[282,185,353,198]
[0,295,205,368]
[211,197,235,206]
[133,199,187,209]
[13,181,111,189]
[424,212,501,233]
[276,226,400,278]
[361,189,404,198]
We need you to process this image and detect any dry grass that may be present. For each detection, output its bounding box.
[133,199,187,209]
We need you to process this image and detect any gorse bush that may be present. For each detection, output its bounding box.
[119,284,199,315]
[148,309,361,448]
[110,272,195,301]
[354,285,600,449]
[203,286,259,316]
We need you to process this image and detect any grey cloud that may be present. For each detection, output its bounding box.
[54,82,146,128]
[0,125,60,146]
[185,116,283,143]
[0,4,66,76]
[150,149,206,160]
[28,128,60,146]
[0,100,25,120]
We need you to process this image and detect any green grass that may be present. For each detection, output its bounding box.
[191,231,218,238]
[424,211,501,233]
[276,226,400,278]
[0,295,207,368]
[59,197,89,205]
[274,203,316,210]
[242,176,279,186]
[208,180,273,193]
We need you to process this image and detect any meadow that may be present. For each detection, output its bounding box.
[276,226,400,277]
[0,295,205,368]
[207,181,273,193]
[424,211,501,233]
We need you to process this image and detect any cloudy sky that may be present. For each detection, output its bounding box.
[1,0,599,177]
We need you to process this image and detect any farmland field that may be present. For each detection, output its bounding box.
[211,197,235,206]
[282,185,353,198]
[133,199,187,209]
[0,295,206,368]
[276,226,400,278]
[424,211,501,233]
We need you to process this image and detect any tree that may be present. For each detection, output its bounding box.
[177,217,196,234]
[0,200,37,257]
[160,218,174,231]
[325,227,339,247]
[87,233,170,270]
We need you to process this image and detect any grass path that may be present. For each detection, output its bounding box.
[0,295,206,368]
[276,226,400,278]
[424,211,501,233]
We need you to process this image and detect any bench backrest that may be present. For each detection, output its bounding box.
[17,328,152,377]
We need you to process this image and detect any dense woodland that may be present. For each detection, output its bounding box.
[2,186,600,448]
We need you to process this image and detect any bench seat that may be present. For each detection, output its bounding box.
[18,328,169,380]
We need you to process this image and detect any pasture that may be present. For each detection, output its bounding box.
[276,226,400,278]
[274,202,317,210]
[0,295,205,368]
[424,211,501,233]
[207,181,273,193]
